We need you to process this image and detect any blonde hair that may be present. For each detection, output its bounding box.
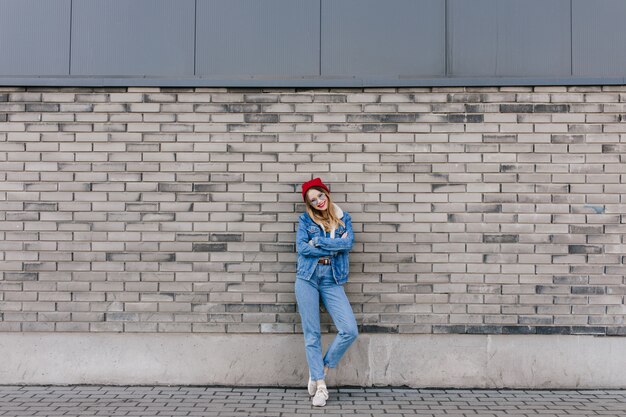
[305,187,345,231]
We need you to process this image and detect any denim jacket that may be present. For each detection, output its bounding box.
[295,203,354,285]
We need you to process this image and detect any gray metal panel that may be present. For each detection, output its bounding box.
[71,0,195,76]
[2,75,625,88]
[3,0,626,86]
[321,0,445,77]
[449,0,571,77]
[195,0,320,77]
[0,0,71,76]
[573,0,626,77]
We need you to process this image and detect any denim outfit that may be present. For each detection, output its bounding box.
[295,205,353,284]
[295,204,358,381]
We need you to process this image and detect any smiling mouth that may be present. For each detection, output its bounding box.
[318,201,326,208]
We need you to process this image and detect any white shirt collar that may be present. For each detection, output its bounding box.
[312,203,343,238]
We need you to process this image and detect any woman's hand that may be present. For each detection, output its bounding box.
[341,232,348,238]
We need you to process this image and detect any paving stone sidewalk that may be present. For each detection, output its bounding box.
[0,385,625,417]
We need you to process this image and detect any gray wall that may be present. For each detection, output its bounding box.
[1,85,625,337]
[0,0,625,86]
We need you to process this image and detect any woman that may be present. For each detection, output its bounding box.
[295,177,358,407]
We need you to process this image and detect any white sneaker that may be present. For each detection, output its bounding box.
[312,384,328,407]
[308,368,329,396]
[307,375,316,396]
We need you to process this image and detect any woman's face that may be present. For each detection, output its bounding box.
[306,189,328,211]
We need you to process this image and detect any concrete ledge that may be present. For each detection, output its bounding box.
[1,333,625,388]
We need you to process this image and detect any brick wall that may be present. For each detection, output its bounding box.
[0,86,624,336]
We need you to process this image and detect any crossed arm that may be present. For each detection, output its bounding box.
[296,217,334,257]
[312,224,354,252]
[296,214,354,257]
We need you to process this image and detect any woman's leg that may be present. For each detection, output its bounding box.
[319,269,358,370]
[295,276,326,381]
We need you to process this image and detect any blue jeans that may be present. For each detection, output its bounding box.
[295,263,358,381]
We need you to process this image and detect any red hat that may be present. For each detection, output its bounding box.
[301,177,330,202]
